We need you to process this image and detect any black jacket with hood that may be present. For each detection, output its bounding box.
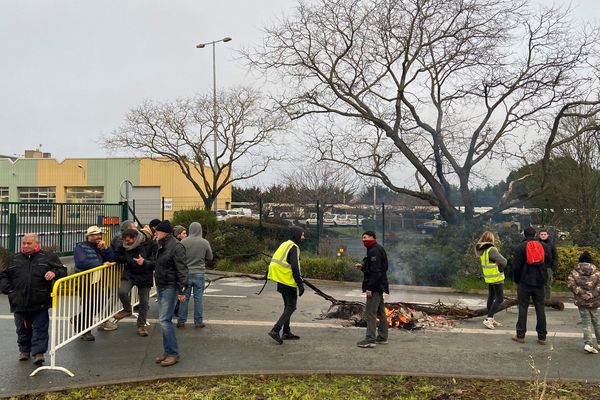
[361,242,390,294]
[513,238,548,287]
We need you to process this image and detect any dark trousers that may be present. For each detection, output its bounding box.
[516,283,547,340]
[14,309,50,355]
[487,283,504,318]
[365,291,388,341]
[118,280,150,327]
[273,284,297,334]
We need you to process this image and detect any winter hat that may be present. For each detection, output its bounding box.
[579,251,593,264]
[173,225,186,237]
[155,220,173,234]
[149,219,161,229]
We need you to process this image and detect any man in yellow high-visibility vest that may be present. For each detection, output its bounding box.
[267,226,305,344]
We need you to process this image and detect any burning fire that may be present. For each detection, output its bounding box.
[384,306,412,328]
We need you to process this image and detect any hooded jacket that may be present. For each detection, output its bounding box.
[0,250,67,313]
[181,222,213,274]
[567,262,600,308]
[513,237,548,287]
[475,242,507,274]
[282,226,304,289]
[114,229,156,287]
[361,241,389,294]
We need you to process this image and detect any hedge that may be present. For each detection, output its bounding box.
[555,246,600,281]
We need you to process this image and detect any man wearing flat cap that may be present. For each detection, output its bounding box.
[135,220,188,367]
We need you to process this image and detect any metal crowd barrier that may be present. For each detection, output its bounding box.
[31,262,153,377]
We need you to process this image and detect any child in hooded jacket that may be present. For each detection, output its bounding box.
[567,251,600,354]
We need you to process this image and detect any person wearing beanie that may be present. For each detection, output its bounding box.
[267,226,305,344]
[354,230,389,348]
[511,226,548,345]
[178,222,213,329]
[148,219,161,235]
[568,251,600,353]
[173,225,187,241]
[136,220,188,366]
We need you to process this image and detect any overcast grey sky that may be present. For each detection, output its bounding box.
[1,0,599,185]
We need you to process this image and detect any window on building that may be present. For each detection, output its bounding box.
[0,187,8,215]
[17,187,56,217]
[65,187,104,203]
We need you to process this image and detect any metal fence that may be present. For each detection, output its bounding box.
[0,202,129,255]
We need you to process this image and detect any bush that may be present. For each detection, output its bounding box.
[172,209,217,237]
[555,245,600,281]
[212,228,265,261]
[223,217,292,251]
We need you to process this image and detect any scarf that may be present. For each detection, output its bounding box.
[123,232,145,251]
[363,239,377,248]
[22,245,41,256]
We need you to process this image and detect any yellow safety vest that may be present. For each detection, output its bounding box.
[267,240,300,287]
[480,247,505,284]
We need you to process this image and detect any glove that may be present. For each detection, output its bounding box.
[298,285,305,297]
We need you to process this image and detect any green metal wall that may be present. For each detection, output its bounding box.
[0,159,38,201]
[87,159,140,202]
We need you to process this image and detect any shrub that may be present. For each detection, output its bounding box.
[211,228,265,261]
[172,209,217,237]
[555,245,600,281]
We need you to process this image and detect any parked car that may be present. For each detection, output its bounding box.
[417,220,447,234]
[304,212,336,226]
[216,209,229,221]
[333,214,364,226]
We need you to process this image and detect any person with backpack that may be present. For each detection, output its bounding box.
[512,226,548,345]
[475,231,507,330]
[567,251,600,354]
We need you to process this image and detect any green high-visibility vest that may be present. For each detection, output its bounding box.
[480,247,505,284]
[267,240,300,287]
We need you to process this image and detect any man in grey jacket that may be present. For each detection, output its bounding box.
[177,222,213,329]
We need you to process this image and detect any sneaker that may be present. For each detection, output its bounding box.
[584,344,598,354]
[511,335,525,344]
[357,339,376,348]
[483,318,495,330]
[98,321,118,331]
[114,310,132,320]
[268,330,283,344]
[33,353,45,365]
[282,332,300,340]
[492,319,503,327]
[176,321,185,329]
[19,352,30,361]
[375,337,388,345]
[81,332,95,341]
[537,339,547,346]
[194,323,206,329]
[137,327,149,337]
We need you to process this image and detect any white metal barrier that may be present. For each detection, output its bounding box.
[31,262,153,377]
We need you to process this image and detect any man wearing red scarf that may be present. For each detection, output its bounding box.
[355,230,389,348]
[0,234,67,365]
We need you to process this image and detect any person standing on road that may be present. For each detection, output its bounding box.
[114,228,156,337]
[137,220,188,367]
[73,226,116,340]
[0,234,67,365]
[538,228,559,301]
[567,251,600,354]
[355,230,389,348]
[178,222,213,329]
[475,231,507,330]
[512,226,548,345]
[267,226,305,344]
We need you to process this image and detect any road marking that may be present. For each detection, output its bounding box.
[204,294,247,298]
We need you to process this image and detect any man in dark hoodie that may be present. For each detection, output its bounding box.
[136,220,188,366]
[512,226,548,345]
[355,230,389,348]
[178,222,213,329]
[538,228,559,301]
[267,226,305,344]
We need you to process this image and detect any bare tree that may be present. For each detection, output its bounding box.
[246,0,600,225]
[105,87,288,210]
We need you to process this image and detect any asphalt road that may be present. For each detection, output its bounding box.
[0,270,598,398]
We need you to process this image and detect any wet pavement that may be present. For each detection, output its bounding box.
[0,262,598,398]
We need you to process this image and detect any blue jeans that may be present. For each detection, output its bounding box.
[178,273,205,325]
[14,309,49,355]
[157,287,180,356]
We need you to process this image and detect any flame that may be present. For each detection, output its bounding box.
[384,306,411,327]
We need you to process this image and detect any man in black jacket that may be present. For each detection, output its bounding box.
[538,228,559,301]
[136,220,187,367]
[512,226,548,345]
[0,234,67,364]
[355,230,389,348]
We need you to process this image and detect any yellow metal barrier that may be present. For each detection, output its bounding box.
[30,262,152,377]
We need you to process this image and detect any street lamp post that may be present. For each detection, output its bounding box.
[196,36,232,212]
